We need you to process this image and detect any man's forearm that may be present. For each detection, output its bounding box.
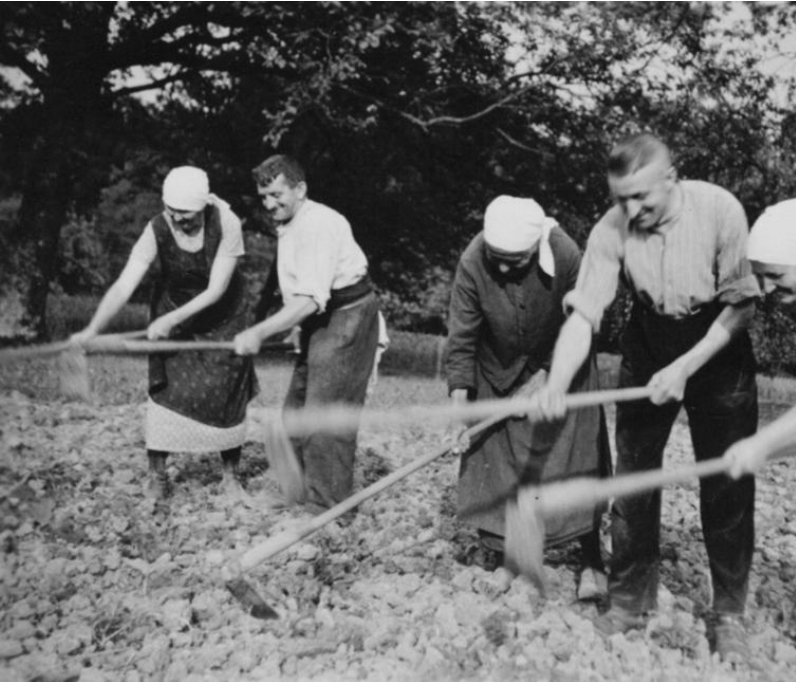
[546,313,593,392]
[251,296,318,342]
[677,301,755,378]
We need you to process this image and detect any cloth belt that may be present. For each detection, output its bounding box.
[635,300,721,324]
[328,273,374,311]
[620,300,748,376]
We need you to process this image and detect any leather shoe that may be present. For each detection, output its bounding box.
[713,613,748,664]
[144,471,170,500]
[593,606,648,637]
[577,567,608,602]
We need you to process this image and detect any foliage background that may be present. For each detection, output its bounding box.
[0,1,794,373]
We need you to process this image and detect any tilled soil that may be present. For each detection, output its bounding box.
[0,361,794,681]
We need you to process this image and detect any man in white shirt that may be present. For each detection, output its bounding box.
[235,155,380,512]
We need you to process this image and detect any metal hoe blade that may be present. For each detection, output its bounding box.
[225,578,279,620]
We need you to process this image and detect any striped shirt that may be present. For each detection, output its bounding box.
[277,199,368,313]
[564,180,760,331]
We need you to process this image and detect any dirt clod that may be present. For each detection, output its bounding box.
[0,370,794,682]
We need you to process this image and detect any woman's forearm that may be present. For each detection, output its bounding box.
[81,260,147,335]
[158,256,237,329]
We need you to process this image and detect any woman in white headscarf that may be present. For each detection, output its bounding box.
[724,199,796,478]
[445,195,612,600]
[71,166,258,500]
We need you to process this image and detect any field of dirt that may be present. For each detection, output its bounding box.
[0,356,795,681]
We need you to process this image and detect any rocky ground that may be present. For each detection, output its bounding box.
[0,356,795,681]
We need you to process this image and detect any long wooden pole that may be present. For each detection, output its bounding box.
[506,445,793,586]
[273,386,654,439]
[0,337,294,360]
[535,445,794,518]
[233,386,653,574]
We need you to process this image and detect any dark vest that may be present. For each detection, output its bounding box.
[150,205,244,336]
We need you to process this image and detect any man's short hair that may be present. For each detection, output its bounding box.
[607,133,672,176]
[252,155,306,187]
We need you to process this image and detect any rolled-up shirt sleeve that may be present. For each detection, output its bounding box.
[445,263,482,395]
[715,196,760,305]
[277,201,368,314]
[563,219,624,333]
[290,218,341,312]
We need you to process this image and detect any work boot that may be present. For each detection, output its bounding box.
[144,471,171,500]
[220,448,247,500]
[145,451,170,500]
[472,530,505,572]
[220,468,246,497]
[593,606,648,637]
[712,613,748,665]
[459,542,504,572]
[577,567,608,602]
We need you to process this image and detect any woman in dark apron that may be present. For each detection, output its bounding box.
[446,196,611,601]
[71,167,258,500]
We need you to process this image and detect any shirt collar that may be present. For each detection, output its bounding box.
[652,183,684,234]
[276,198,310,237]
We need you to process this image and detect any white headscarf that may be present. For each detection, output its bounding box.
[748,199,796,267]
[162,166,210,212]
[483,195,558,276]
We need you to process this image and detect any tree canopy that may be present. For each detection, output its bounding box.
[0,1,794,345]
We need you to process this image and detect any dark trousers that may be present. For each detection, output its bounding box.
[284,293,380,509]
[610,305,758,615]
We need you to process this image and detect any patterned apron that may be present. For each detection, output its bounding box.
[148,207,258,429]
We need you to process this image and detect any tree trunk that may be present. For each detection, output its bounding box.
[16,132,73,339]
[7,4,117,340]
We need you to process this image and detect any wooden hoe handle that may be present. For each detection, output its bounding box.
[0,334,293,359]
[537,446,793,519]
[82,338,294,354]
[276,386,655,440]
[0,330,147,361]
[236,413,504,573]
[233,385,653,574]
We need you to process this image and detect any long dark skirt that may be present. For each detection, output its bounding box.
[458,355,611,546]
